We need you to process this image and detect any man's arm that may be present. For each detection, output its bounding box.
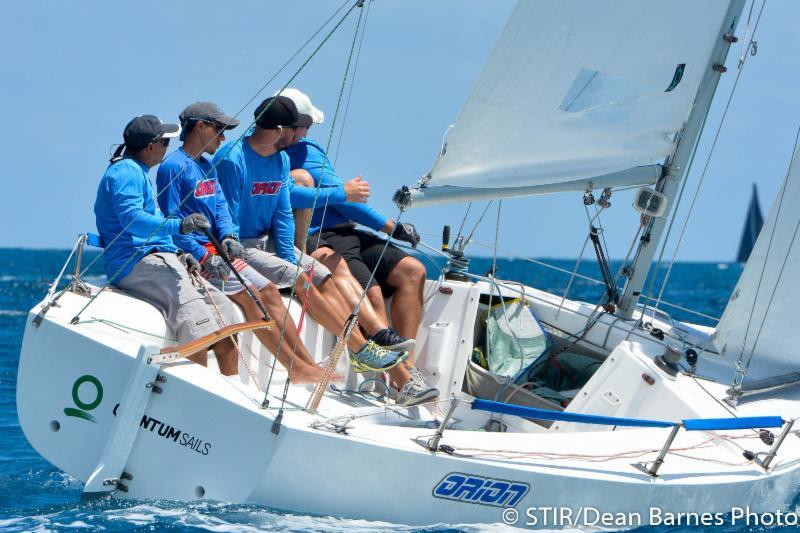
[214,156,243,237]
[155,163,208,262]
[111,170,181,237]
[271,156,298,263]
[331,202,389,232]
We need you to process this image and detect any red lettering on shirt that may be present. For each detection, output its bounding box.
[194,179,216,198]
[251,181,282,196]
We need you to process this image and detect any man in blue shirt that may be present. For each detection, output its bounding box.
[215,96,407,373]
[157,101,333,383]
[279,89,438,406]
[94,115,240,374]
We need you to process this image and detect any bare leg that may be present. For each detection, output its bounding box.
[311,247,388,335]
[295,274,370,352]
[382,257,426,386]
[229,287,323,384]
[211,338,239,376]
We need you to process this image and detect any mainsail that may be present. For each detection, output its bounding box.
[736,184,764,263]
[714,145,800,380]
[406,0,737,207]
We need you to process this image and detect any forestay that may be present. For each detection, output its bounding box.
[714,143,800,380]
[420,0,734,198]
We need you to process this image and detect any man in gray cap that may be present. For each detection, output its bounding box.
[157,102,329,383]
[95,114,242,374]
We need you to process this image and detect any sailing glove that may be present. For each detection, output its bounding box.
[221,236,246,259]
[392,222,421,248]
[180,213,211,234]
[201,254,231,279]
[178,252,201,275]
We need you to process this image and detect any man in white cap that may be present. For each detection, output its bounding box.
[94,114,241,374]
[278,89,439,407]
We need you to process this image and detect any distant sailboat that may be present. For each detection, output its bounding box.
[736,183,764,263]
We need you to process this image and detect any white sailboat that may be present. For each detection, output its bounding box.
[17,0,800,527]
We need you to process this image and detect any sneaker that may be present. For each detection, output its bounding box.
[396,367,440,406]
[369,328,416,351]
[349,341,407,373]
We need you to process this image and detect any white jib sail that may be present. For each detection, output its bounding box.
[427,0,734,191]
[713,143,800,380]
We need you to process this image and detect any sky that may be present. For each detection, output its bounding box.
[1,0,798,261]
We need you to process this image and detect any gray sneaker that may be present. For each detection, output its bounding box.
[396,367,440,406]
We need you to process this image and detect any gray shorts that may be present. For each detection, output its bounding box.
[241,235,331,288]
[116,252,241,345]
[204,257,270,296]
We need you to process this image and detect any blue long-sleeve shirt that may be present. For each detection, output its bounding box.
[94,157,180,283]
[284,138,388,235]
[156,148,236,262]
[214,139,296,263]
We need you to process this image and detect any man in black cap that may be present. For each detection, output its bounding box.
[95,114,242,374]
[215,96,408,373]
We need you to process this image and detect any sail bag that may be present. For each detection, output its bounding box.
[483,299,550,379]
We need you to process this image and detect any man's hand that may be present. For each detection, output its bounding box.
[392,222,421,248]
[178,253,201,274]
[180,213,211,234]
[221,236,245,259]
[201,254,231,279]
[344,176,370,203]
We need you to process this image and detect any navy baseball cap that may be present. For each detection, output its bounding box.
[123,115,181,150]
[254,96,299,129]
[178,102,240,140]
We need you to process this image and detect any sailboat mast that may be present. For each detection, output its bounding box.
[617,0,745,319]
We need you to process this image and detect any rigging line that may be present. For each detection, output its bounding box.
[263,4,367,406]
[555,234,592,319]
[463,201,493,251]
[455,202,473,243]
[74,0,353,286]
[333,0,373,166]
[72,3,362,325]
[649,4,767,321]
[739,135,800,382]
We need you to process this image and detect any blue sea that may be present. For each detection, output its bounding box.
[1,248,795,531]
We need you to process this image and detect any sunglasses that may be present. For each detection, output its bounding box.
[156,138,170,147]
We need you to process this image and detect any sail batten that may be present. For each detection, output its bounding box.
[414,1,734,198]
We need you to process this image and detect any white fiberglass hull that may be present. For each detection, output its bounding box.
[17,282,800,527]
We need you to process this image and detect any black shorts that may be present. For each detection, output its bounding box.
[307,225,408,297]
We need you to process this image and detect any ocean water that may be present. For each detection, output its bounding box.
[0,248,794,531]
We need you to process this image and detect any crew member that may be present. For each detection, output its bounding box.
[157,101,328,383]
[214,96,406,373]
[94,115,240,374]
[279,89,438,406]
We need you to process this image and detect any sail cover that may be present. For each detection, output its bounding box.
[426,1,734,191]
[714,145,800,380]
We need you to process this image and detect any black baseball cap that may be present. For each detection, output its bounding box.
[254,96,299,129]
[123,115,181,150]
[179,102,240,140]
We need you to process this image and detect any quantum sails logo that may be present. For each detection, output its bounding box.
[113,404,212,456]
[64,375,103,423]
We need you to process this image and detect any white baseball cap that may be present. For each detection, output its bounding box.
[274,88,325,127]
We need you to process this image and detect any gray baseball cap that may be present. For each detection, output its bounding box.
[178,102,240,140]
